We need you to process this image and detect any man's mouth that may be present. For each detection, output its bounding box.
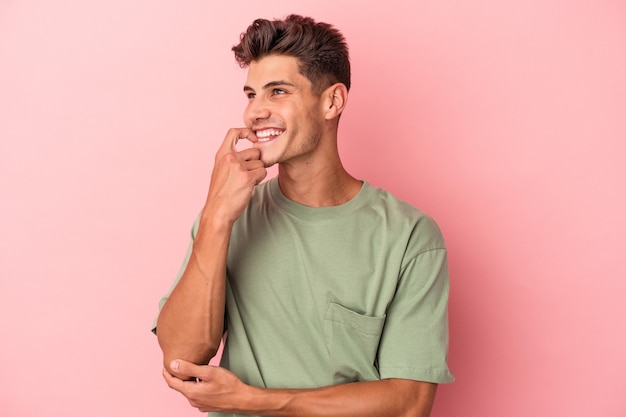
[255,128,284,143]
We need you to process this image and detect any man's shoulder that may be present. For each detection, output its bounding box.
[364,182,430,222]
[365,183,445,249]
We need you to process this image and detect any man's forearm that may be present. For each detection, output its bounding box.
[156,215,230,375]
[156,128,266,378]
[246,378,437,417]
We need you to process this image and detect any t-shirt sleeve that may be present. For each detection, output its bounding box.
[150,217,199,334]
[376,220,454,384]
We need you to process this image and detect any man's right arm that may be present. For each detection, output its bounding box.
[156,128,266,380]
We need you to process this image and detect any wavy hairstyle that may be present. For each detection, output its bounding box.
[232,15,351,94]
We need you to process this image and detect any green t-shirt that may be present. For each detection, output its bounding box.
[154,178,453,403]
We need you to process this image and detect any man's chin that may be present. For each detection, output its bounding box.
[258,151,278,168]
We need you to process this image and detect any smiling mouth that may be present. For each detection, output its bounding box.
[255,128,284,143]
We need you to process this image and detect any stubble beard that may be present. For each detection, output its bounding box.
[263,120,323,168]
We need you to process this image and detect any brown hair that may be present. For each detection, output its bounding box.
[232,15,351,93]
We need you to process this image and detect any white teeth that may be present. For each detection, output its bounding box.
[256,129,283,138]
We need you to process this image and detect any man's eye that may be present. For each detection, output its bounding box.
[273,89,286,95]
[247,93,256,99]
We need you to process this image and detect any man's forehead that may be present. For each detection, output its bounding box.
[244,55,305,89]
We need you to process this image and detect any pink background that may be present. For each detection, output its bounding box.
[1,1,625,416]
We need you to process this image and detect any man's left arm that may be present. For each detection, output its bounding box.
[164,359,437,417]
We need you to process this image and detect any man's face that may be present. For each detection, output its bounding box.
[243,55,324,167]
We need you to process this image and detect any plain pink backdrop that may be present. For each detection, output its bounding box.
[1,1,625,416]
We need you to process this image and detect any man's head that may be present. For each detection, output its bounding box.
[232,14,351,95]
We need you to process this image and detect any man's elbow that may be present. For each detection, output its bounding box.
[156,329,220,376]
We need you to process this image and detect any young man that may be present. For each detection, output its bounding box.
[153,15,453,417]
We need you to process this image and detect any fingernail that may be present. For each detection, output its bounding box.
[170,360,179,371]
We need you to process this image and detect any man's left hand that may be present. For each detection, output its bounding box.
[163,359,251,413]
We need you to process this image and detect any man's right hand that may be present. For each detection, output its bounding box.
[202,128,267,227]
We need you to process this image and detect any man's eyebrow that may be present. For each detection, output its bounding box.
[243,80,295,92]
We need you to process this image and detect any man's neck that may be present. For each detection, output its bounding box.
[276,158,361,208]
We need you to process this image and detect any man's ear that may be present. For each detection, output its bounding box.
[322,83,349,120]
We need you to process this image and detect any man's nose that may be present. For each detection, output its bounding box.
[245,97,271,122]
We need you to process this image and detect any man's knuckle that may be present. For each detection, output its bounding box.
[222,152,238,163]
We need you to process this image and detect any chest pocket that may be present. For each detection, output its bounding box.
[324,302,386,384]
